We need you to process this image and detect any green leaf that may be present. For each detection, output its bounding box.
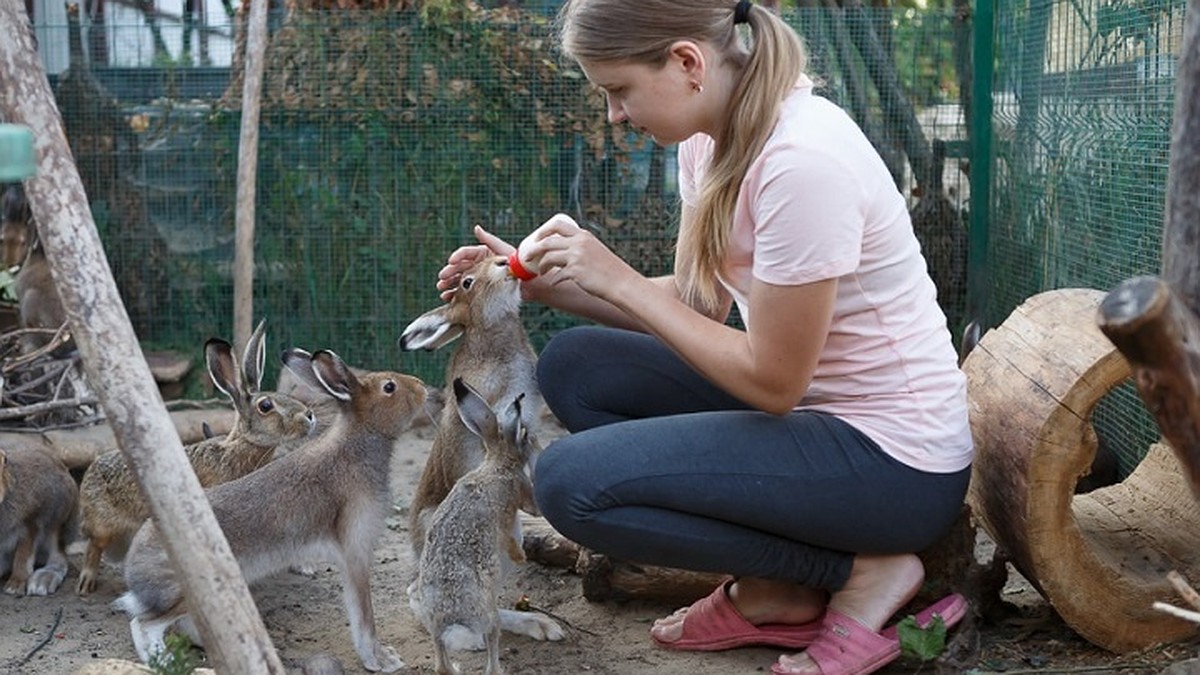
[896,613,948,661]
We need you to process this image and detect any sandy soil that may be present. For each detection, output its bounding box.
[1,417,1195,675]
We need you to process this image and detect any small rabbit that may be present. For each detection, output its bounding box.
[400,254,563,644]
[114,349,436,673]
[76,320,316,595]
[0,446,79,596]
[411,378,541,675]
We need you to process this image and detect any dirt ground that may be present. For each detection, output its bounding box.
[2,417,1198,675]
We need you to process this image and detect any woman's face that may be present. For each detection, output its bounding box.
[580,58,700,146]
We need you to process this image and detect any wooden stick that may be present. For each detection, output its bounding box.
[1167,570,1200,613]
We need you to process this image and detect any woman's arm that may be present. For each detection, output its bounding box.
[528,221,832,414]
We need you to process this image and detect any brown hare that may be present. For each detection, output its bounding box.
[0,446,78,596]
[411,378,542,675]
[115,349,436,673]
[400,255,563,644]
[76,321,316,595]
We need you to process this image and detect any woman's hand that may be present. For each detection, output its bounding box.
[436,225,515,301]
[521,214,642,304]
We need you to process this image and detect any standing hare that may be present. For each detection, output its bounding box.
[411,378,542,675]
[0,447,78,596]
[115,349,436,673]
[400,255,562,644]
[1,183,68,357]
[76,321,316,595]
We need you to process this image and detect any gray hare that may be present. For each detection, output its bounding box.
[411,378,541,675]
[76,321,316,595]
[115,349,436,673]
[400,255,563,644]
[0,446,78,596]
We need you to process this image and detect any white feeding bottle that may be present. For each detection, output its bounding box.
[507,214,580,280]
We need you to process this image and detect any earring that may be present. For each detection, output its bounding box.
[690,81,704,94]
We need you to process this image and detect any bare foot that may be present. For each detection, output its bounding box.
[773,553,925,675]
[650,578,827,644]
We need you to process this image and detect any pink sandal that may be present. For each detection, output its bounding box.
[771,593,968,675]
[651,580,826,652]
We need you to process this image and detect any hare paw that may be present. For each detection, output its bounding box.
[499,608,566,641]
[26,567,66,596]
[77,569,98,595]
[3,577,26,596]
[361,643,405,673]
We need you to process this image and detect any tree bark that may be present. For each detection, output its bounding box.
[0,6,285,673]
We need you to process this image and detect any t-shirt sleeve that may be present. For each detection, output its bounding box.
[677,135,710,208]
[747,142,866,286]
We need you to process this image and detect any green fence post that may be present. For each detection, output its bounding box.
[967,0,994,336]
[0,124,37,181]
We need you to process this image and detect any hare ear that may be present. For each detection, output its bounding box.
[453,377,498,440]
[0,450,8,503]
[280,347,323,391]
[241,319,268,393]
[311,350,357,401]
[509,393,527,443]
[399,309,465,352]
[205,338,240,401]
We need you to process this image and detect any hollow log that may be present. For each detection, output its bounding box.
[964,287,1200,653]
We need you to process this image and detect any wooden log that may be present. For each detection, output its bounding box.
[0,408,235,471]
[964,287,1200,653]
[520,512,582,570]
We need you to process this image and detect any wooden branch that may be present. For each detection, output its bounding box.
[1,323,71,373]
[1167,570,1200,613]
[0,396,97,420]
[1098,276,1200,495]
[232,0,271,352]
[0,6,285,673]
[1162,0,1200,314]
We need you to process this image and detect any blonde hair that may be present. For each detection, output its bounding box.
[556,0,807,313]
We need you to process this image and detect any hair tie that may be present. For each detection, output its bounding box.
[733,0,752,24]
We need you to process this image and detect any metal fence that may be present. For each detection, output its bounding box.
[10,1,1183,471]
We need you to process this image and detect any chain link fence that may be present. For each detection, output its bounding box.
[10,2,1182,470]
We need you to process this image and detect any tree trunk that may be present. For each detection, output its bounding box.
[0,6,286,673]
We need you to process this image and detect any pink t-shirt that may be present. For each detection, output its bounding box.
[677,78,973,473]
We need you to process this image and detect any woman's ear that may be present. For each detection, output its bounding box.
[668,40,706,80]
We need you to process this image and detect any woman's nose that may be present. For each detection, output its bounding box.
[606,99,626,124]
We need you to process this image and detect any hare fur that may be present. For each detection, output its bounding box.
[0,446,78,596]
[411,378,542,675]
[114,349,435,673]
[400,255,563,644]
[76,321,316,595]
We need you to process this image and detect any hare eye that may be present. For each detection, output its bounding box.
[461,276,474,291]
[256,397,274,413]
[383,380,397,394]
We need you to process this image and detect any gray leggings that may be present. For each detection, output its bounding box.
[532,326,970,592]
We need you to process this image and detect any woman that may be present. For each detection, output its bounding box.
[435,1,973,673]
